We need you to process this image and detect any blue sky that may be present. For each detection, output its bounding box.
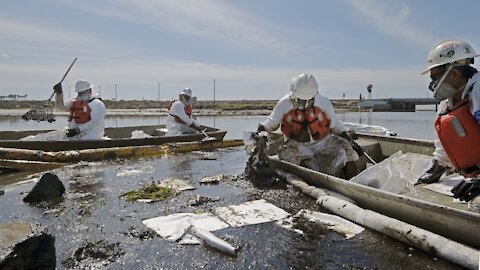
[1,0,479,101]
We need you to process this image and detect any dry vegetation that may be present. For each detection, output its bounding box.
[0,99,360,111]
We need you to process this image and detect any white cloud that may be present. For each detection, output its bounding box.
[63,0,292,52]
[0,53,8,58]
[0,15,141,61]
[347,0,438,47]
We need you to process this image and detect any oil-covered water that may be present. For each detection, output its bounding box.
[0,148,462,269]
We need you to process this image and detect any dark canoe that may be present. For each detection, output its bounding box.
[0,125,226,152]
[268,133,480,249]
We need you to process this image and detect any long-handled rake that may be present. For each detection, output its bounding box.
[21,57,77,122]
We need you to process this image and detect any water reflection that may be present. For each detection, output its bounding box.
[164,154,194,180]
[67,164,107,217]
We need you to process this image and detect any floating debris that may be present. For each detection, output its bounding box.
[121,183,175,202]
[121,226,156,240]
[116,165,155,176]
[159,178,195,192]
[199,152,218,160]
[187,194,220,206]
[62,240,124,269]
[200,175,226,184]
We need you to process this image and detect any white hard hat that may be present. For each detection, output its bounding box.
[180,88,192,97]
[290,73,318,100]
[75,79,93,92]
[422,39,479,74]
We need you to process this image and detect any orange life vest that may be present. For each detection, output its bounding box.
[68,100,92,124]
[281,109,305,140]
[305,106,332,140]
[281,106,331,141]
[168,101,192,124]
[435,97,480,177]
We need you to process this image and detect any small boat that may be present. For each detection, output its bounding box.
[0,125,226,152]
[268,133,480,249]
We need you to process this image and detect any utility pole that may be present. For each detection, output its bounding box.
[68,86,71,99]
[98,85,102,94]
[114,84,118,101]
[157,82,160,101]
[213,79,216,104]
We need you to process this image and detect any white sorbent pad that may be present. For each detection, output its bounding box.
[142,213,229,242]
[214,199,290,227]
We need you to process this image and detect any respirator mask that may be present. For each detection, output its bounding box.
[77,90,92,101]
[291,97,314,110]
[180,94,191,105]
[429,65,461,101]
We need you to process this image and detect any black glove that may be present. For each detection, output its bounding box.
[257,124,267,133]
[189,122,203,132]
[339,132,363,156]
[415,160,446,185]
[53,83,63,95]
[347,129,358,140]
[451,179,480,202]
[66,128,80,137]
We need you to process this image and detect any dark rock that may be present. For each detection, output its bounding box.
[0,190,4,196]
[23,173,65,203]
[0,220,56,269]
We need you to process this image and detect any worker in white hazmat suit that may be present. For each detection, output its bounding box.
[166,88,203,136]
[257,73,361,179]
[416,39,480,202]
[54,79,106,140]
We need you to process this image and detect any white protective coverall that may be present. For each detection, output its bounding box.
[261,93,359,175]
[166,100,199,136]
[55,93,106,140]
[433,72,480,168]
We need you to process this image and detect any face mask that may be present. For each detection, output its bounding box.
[180,95,191,105]
[77,91,91,101]
[292,97,314,110]
[429,65,460,101]
[433,83,461,101]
